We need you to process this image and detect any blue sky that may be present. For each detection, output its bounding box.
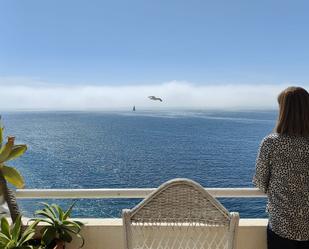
[0,0,309,109]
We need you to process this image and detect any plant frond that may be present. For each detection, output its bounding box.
[35,210,55,221]
[63,201,77,220]
[0,137,14,163]
[5,145,27,162]
[11,215,22,242]
[0,217,10,238]
[2,165,25,188]
[38,202,57,218]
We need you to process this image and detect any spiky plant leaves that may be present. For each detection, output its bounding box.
[18,219,39,246]
[0,215,39,249]
[62,220,82,232]
[35,211,54,222]
[41,202,58,218]
[0,232,10,245]
[62,224,85,247]
[1,165,25,188]
[52,204,64,221]
[6,240,15,248]
[0,217,10,238]
[42,226,57,246]
[59,230,72,243]
[75,233,85,248]
[19,230,36,246]
[11,215,21,242]
[63,201,76,220]
[33,202,84,248]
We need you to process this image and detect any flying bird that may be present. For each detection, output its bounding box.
[148,96,163,102]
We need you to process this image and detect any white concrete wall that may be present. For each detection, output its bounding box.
[66,218,268,249]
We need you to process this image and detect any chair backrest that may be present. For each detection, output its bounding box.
[122,178,239,249]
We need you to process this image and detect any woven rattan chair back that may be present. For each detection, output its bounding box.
[122,178,239,249]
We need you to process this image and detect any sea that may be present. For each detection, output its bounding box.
[1,110,277,218]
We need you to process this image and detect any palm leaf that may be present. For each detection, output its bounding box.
[1,165,25,188]
[0,125,3,148]
[6,145,27,161]
[0,138,14,163]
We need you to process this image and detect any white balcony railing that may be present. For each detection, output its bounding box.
[15,188,268,249]
[15,187,266,199]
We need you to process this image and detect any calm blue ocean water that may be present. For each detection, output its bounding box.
[1,110,277,218]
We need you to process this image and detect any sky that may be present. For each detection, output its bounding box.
[1,0,309,110]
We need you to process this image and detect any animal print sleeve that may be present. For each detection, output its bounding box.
[253,137,273,193]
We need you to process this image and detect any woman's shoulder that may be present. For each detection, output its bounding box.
[262,133,280,142]
[260,132,305,146]
[260,133,281,147]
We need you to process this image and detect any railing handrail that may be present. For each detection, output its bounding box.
[15,188,266,199]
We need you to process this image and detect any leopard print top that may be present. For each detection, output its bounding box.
[253,133,309,241]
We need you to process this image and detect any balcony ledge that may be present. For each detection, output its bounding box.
[44,218,267,249]
[15,188,268,249]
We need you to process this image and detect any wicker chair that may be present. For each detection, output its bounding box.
[122,178,239,249]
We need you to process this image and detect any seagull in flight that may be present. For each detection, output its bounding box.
[148,96,163,102]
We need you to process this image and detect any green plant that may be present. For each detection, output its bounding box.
[0,116,27,223]
[0,215,39,249]
[33,202,84,249]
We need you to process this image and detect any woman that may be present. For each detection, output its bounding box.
[253,86,309,249]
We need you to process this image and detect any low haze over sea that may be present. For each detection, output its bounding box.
[2,110,276,218]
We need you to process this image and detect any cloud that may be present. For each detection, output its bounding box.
[0,77,304,110]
